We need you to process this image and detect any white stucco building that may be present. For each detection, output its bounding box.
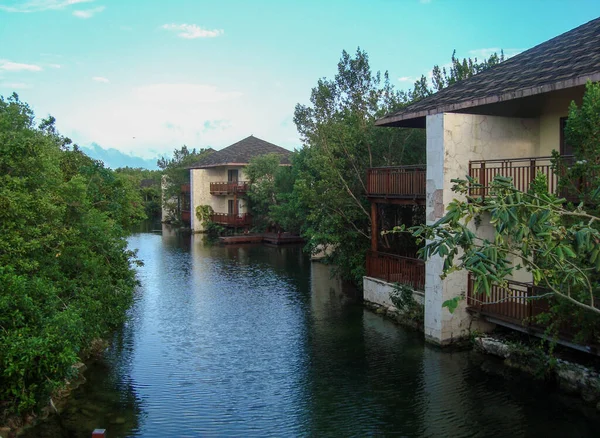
[188,135,291,233]
[365,17,600,345]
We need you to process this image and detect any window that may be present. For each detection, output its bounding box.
[228,169,239,182]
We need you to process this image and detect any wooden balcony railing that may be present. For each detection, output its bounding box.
[468,155,575,199]
[181,210,191,224]
[181,184,190,193]
[210,213,252,227]
[465,274,600,344]
[367,166,426,200]
[210,181,249,195]
[366,251,425,291]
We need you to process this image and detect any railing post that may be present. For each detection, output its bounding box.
[530,159,536,185]
[480,161,486,200]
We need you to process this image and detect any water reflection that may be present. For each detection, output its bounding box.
[24,228,600,437]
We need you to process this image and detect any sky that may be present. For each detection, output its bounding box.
[1,0,599,161]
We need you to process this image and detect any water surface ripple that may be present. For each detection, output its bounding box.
[25,227,600,437]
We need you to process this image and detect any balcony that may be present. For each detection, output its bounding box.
[210,181,249,195]
[366,251,425,291]
[181,183,190,193]
[181,210,191,224]
[468,155,576,199]
[466,274,600,353]
[210,213,252,227]
[367,166,426,204]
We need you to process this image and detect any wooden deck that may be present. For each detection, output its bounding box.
[219,233,304,245]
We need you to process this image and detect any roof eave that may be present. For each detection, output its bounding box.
[376,72,600,127]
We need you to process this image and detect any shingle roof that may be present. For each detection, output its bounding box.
[189,135,291,168]
[377,17,600,127]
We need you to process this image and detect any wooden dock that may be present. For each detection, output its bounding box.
[219,233,304,245]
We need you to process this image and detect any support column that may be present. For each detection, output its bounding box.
[370,201,378,252]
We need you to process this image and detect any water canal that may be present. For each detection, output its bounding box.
[25,226,600,437]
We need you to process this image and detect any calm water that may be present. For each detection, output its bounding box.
[25,225,600,437]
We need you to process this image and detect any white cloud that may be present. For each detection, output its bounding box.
[0,60,43,72]
[133,83,241,104]
[0,0,93,13]
[72,5,104,18]
[0,82,33,89]
[47,63,61,68]
[92,76,109,83]
[161,23,223,39]
[398,76,414,82]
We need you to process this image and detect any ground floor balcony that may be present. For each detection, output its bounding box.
[366,251,425,291]
[466,274,600,353]
[210,181,249,195]
[210,212,252,227]
[468,155,577,199]
[367,166,426,204]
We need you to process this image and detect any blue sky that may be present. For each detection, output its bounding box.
[1,0,599,160]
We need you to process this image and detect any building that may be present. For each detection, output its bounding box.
[188,135,291,232]
[366,17,600,346]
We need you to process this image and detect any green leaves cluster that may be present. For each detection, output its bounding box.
[0,94,143,416]
[415,174,600,319]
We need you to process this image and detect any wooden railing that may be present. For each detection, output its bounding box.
[210,213,252,227]
[210,181,249,195]
[181,184,190,193]
[468,155,575,199]
[181,210,191,224]
[367,166,426,199]
[466,276,549,326]
[465,275,595,341]
[366,251,425,291]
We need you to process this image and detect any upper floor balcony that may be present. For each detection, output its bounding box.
[210,181,249,195]
[468,155,577,199]
[366,165,426,204]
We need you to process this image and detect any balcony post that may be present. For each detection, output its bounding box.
[480,161,486,200]
[530,159,536,185]
[371,202,378,252]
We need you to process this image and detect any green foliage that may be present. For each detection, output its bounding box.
[0,94,141,416]
[159,146,212,220]
[245,153,301,232]
[554,81,600,206]
[291,48,502,286]
[115,167,162,218]
[413,173,600,323]
[390,284,424,323]
[195,205,224,238]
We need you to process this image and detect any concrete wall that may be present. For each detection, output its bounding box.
[538,87,584,156]
[363,276,424,310]
[424,113,538,344]
[190,166,248,232]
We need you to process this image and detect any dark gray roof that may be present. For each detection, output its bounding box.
[377,17,600,127]
[189,136,291,168]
